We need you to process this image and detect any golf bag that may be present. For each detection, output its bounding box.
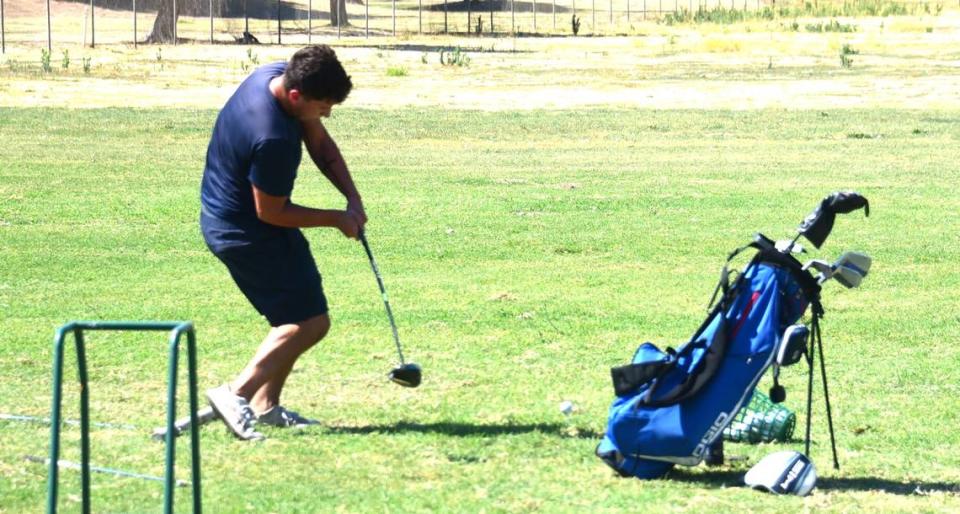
[597,234,825,479]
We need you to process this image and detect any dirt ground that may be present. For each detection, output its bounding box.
[2,11,960,110]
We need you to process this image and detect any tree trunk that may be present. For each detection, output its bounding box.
[329,0,349,26]
[146,0,179,43]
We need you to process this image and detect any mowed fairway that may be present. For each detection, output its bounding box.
[1,104,958,511]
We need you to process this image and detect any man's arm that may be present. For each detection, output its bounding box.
[252,185,359,239]
[301,118,367,227]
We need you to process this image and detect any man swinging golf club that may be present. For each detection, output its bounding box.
[200,45,364,440]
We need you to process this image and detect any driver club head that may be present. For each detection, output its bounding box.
[389,363,422,388]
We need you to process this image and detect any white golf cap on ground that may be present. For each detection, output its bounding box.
[744,450,817,496]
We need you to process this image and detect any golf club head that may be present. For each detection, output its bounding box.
[833,267,863,288]
[831,251,871,288]
[834,251,872,274]
[389,363,422,388]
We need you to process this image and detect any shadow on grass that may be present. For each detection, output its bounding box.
[668,468,960,496]
[319,421,602,439]
[817,477,960,495]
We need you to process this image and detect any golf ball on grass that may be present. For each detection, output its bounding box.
[559,401,575,415]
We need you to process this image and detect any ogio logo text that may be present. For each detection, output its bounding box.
[693,412,729,458]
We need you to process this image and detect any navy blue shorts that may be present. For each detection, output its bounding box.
[205,227,328,327]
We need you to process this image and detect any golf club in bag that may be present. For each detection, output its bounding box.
[598,191,870,479]
[359,231,422,388]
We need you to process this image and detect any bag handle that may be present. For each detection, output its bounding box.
[610,349,674,397]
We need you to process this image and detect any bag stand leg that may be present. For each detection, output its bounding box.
[804,316,840,470]
[814,317,840,470]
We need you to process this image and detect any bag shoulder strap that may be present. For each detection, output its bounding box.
[640,316,729,407]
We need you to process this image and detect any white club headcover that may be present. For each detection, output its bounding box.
[744,451,817,496]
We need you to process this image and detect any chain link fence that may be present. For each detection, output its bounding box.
[0,0,944,52]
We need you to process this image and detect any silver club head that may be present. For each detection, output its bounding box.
[831,251,871,288]
[833,251,871,275]
[834,266,864,288]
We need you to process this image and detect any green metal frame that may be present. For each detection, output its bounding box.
[46,321,202,514]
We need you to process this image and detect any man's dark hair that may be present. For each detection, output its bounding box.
[283,45,353,103]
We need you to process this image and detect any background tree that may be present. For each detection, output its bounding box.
[145,0,181,43]
[330,0,349,27]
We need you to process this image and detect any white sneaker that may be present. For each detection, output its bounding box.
[256,406,318,428]
[205,384,265,441]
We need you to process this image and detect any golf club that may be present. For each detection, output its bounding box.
[151,406,218,440]
[358,231,421,388]
[833,266,864,288]
[832,251,871,288]
[804,252,871,287]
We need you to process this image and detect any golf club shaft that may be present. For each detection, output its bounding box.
[359,232,405,364]
[783,233,803,254]
[151,406,217,440]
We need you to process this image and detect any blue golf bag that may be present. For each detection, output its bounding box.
[597,234,824,479]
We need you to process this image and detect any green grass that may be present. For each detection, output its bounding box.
[1,107,959,512]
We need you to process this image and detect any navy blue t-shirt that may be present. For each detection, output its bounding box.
[200,62,302,249]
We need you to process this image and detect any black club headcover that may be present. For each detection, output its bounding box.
[798,191,869,248]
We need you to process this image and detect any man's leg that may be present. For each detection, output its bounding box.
[230,313,330,413]
[203,226,331,438]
